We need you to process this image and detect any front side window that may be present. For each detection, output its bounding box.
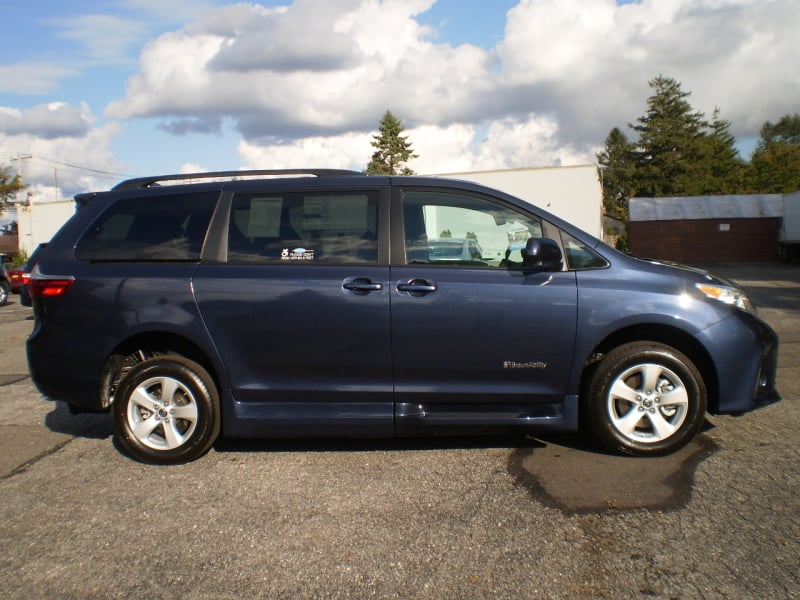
[401,190,543,268]
[227,191,379,264]
[561,231,609,270]
[76,193,217,262]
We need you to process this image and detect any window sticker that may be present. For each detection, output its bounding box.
[281,247,315,261]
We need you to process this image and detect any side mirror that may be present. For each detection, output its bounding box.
[523,238,563,271]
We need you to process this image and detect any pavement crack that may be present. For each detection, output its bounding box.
[0,437,74,481]
[0,374,30,386]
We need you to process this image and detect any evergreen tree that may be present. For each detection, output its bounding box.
[366,110,418,175]
[695,107,747,194]
[759,113,800,144]
[751,114,800,193]
[596,127,637,220]
[598,77,800,212]
[630,75,708,197]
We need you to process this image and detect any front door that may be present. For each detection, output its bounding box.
[390,188,578,428]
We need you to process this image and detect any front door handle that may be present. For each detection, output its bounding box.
[396,278,438,294]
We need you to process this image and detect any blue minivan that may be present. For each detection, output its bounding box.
[26,170,779,464]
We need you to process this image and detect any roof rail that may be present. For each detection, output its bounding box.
[112,169,363,190]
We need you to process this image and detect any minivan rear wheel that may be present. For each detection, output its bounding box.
[587,342,707,456]
[112,356,219,464]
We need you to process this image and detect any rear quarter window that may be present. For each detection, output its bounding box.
[75,193,218,262]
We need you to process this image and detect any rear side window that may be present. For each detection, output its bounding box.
[227,191,379,264]
[76,193,218,262]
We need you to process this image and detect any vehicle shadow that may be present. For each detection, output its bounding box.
[44,401,112,440]
[42,399,720,515]
[213,433,543,455]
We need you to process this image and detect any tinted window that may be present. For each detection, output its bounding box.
[76,193,218,262]
[401,190,543,268]
[227,191,379,264]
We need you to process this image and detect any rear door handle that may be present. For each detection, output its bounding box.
[396,278,438,294]
[342,277,383,293]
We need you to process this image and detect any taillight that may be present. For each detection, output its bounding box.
[29,265,75,298]
[21,272,31,285]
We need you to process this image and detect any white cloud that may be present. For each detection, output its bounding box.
[103,0,799,172]
[473,115,595,169]
[8,0,799,191]
[106,30,229,119]
[0,104,124,200]
[408,123,480,173]
[235,115,595,174]
[208,2,358,73]
[121,0,223,21]
[0,64,77,95]
[49,1,225,67]
[106,0,494,136]
[53,14,149,65]
[495,0,800,143]
[238,131,374,170]
[0,103,91,139]
[178,162,210,174]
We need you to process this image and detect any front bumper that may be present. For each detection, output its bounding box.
[703,311,780,415]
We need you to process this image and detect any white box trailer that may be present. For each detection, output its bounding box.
[431,165,603,238]
[780,191,800,262]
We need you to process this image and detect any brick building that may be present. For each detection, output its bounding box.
[628,194,784,263]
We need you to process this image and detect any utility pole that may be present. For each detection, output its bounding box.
[15,153,32,181]
[12,154,33,255]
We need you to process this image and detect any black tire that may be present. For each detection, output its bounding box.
[112,356,220,464]
[587,342,707,456]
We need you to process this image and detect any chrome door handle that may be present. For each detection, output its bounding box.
[396,279,438,293]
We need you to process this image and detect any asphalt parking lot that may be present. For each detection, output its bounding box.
[1,264,798,599]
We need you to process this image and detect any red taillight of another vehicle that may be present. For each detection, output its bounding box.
[29,266,75,298]
[21,272,31,285]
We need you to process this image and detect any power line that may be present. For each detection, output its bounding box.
[34,155,131,178]
[0,152,133,180]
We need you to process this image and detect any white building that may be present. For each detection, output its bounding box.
[432,165,603,238]
[16,201,77,254]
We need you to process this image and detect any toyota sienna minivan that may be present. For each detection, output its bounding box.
[27,170,780,464]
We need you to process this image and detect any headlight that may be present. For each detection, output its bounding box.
[695,283,755,313]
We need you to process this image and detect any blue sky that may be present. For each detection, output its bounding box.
[1,0,797,202]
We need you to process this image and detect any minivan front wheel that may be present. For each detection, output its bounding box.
[587,342,707,456]
[112,356,220,464]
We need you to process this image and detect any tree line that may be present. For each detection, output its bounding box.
[367,76,800,228]
[598,75,800,222]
